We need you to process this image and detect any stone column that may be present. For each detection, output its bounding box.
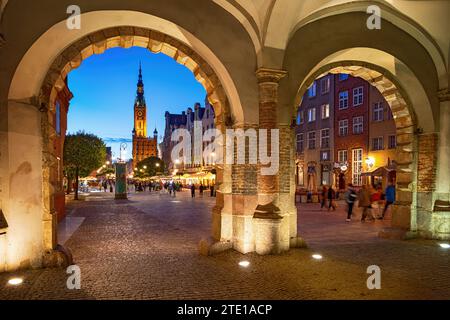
[253,68,288,254]
[436,90,450,196]
[431,89,450,240]
[1,99,46,270]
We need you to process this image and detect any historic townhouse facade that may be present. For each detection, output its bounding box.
[334,74,370,191]
[295,74,334,192]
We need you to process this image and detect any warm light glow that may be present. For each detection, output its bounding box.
[312,254,323,260]
[365,157,375,167]
[175,159,180,164]
[106,161,110,165]
[239,261,250,267]
[134,168,137,171]
[143,165,147,169]
[8,278,23,286]
[102,165,106,168]
[156,163,160,167]
[439,243,450,249]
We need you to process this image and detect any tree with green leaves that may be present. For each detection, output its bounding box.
[64,131,106,200]
[134,156,165,178]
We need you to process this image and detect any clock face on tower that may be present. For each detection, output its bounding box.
[137,110,144,118]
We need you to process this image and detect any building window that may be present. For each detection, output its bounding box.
[321,104,330,119]
[338,119,348,136]
[320,128,330,148]
[372,137,384,150]
[338,150,348,163]
[339,74,349,81]
[296,109,304,125]
[320,77,330,94]
[55,101,61,136]
[353,116,364,134]
[373,102,384,121]
[353,86,364,106]
[352,148,363,186]
[307,131,316,149]
[296,133,304,152]
[339,91,349,109]
[321,151,330,161]
[388,135,397,149]
[307,108,316,122]
[308,82,317,98]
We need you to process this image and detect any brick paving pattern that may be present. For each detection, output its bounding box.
[0,191,449,300]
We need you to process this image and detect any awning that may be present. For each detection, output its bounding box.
[361,166,396,177]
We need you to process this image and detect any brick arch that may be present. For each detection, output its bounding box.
[40,26,229,118]
[37,26,232,257]
[294,63,418,234]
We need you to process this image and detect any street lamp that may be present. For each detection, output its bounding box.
[365,157,375,169]
[143,165,147,169]
[155,163,160,167]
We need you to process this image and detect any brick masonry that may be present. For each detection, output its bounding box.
[417,133,438,192]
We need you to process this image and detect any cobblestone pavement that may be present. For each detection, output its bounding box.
[1,191,449,300]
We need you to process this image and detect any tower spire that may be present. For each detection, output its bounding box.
[135,62,145,106]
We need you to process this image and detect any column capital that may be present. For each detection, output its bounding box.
[256,68,287,84]
[438,88,450,102]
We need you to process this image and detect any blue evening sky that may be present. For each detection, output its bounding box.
[67,46,206,160]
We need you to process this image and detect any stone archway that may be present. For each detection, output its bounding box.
[292,62,441,239]
[36,26,236,264]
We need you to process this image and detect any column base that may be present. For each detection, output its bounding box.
[114,194,128,200]
[42,244,73,268]
[199,238,232,256]
[290,236,307,248]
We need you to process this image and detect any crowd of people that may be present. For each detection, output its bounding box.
[125,180,216,198]
[318,182,396,222]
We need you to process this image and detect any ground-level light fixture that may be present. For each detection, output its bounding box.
[238,260,250,267]
[312,254,323,260]
[439,243,450,249]
[8,277,23,286]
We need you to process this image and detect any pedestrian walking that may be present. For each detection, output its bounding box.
[191,184,196,198]
[344,184,357,221]
[320,185,328,210]
[358,184,373,222]
[327,186,337,211]
[199,184,204,197]
[382,181,396,219]
[210,184,215,197]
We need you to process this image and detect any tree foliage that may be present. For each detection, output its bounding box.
[135,156,165,178]
[63,131,106,199]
